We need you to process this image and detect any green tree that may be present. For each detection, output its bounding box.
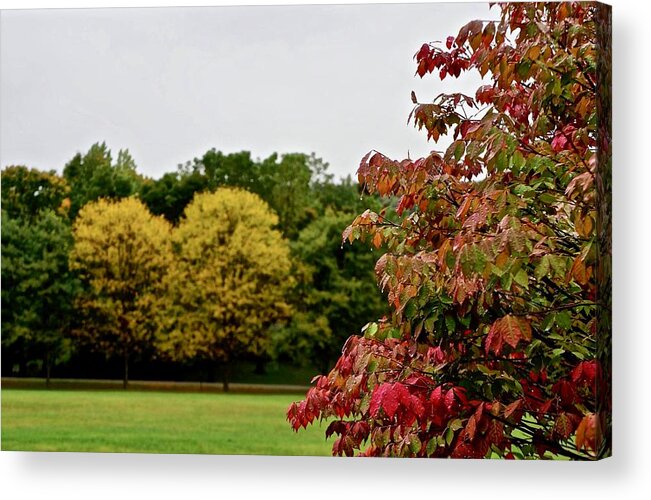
[1,165,71,220]
[139,170,208,224]
[63,142,143,217]
[1,210,79,385]
[142,149,336,237]
[157,188,294,391]
[259,153,317,239]
[195,149,322,238]
[275,211,387,373]
[69,197,172,388]
[195,149,259,193]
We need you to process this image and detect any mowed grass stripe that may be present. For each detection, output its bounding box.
[1,389,332,456]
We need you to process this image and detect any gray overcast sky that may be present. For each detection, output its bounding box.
[1,2,492,179]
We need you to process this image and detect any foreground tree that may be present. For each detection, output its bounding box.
[289,2,611,459]
[157,188,294,391]
[69,198,172,388]
[1,210,79,385]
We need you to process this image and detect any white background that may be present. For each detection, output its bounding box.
[1,1,649,499]
[0,1,494,179]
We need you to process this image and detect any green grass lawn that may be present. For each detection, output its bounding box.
[1,389,332,456]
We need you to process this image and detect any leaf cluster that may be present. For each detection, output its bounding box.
[289,2,610,460]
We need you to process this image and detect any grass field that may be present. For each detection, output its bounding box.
[1,389,332,456]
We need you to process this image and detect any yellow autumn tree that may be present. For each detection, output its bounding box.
[157,188,293,390]
[69,197,172,388]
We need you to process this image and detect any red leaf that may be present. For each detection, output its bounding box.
[551,133,569,152]
[465,415,477,441]
[416,43,430,60]
[444,388,456,410]
[370,383,411,420]
[576,414,601,453]
[417,60,428,77]
[382,385,401,419]
[409,395,426,420]
[486,420,503,445]
[553,379,577,405]
[476,85,495,104]
[504,399,522,419]
[369,383,389,418]
[430,386,443,409]
[572,360,599,388]
[484,322,503,355]
[486,315,532,354]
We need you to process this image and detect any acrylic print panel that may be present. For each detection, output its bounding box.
[0,1,611,460]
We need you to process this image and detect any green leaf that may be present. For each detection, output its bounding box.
[445,427,455,446]
[440,294,453,305]
[363,322,379,338]
[541,313,555,331]
[495,150,508,171]
[535,255,551,280]
[513,184,535,196]
[477,363,498,375]
[555,311,572,330]
[409,434,422,454]
[375,327,388,341]
[388,328,402,339]
[424,314,437,333]
[512,150,526,174]
[473,246,487,274]
[445,314,456,334]
[448,418,464,431]
[501,272,513,290]
[445,250,456,270]
[359,393,371,414]
[513,268,529,288]
[517,60,532,79]
[539,192,557,205]
[426,436,438,456]
[491,263,504,277]
[454,141,465,162]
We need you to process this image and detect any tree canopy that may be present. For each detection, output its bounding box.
[1,166,71,220]
[1,209,79,384]
[156,188,294,390]
[2,146,386,384]
[69,197,173,388]
[63,142,143,218]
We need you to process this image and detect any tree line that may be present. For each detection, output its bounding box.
[1,144,389,389]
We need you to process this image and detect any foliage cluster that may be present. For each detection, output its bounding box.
[288,2,611,460]
[2,147,386,388]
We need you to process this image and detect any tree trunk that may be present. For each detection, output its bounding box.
[254,358,267,375]
[123,352,129,390]
[45,350,52,389]
[222,360,231,393]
